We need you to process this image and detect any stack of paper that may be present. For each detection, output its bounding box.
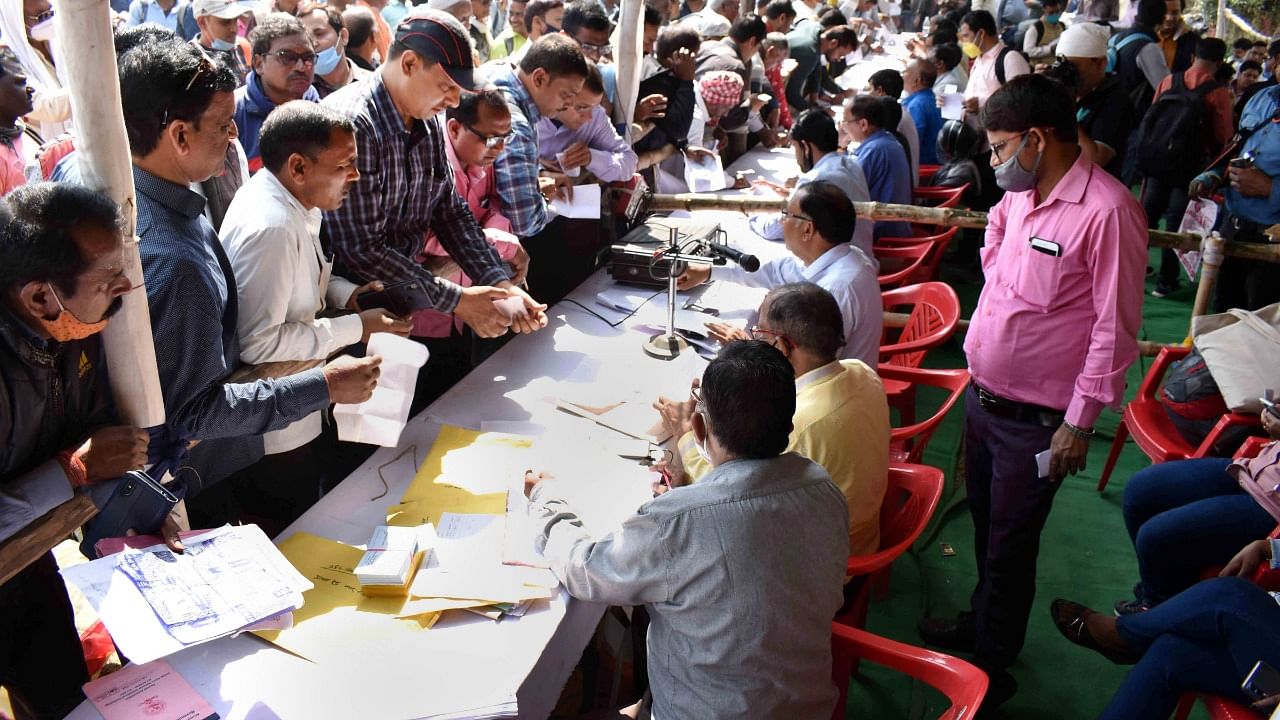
[61,525,312,664]
[355,525,421,587]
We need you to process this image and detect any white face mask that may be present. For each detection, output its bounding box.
[819,54,829,67]
[30,17,55,42]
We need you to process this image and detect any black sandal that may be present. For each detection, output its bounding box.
[1050,599,1142,665]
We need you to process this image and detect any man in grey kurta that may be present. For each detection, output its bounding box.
[526,340,850,719]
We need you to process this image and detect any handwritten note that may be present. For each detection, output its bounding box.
[83,659,217,720]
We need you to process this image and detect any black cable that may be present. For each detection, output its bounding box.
[562,288,665,328]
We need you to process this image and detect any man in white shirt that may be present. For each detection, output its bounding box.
[678,180,882,366]
[220,101,410,509]
[748,109,874,257]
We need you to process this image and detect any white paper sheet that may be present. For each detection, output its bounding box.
[334,333,429,446]
[941,87,964,121]
[549,183,602,219]
[683,151,729,192]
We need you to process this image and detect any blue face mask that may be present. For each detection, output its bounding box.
[315,44,343,75]
[1044,13,1061,23]
[210,36,236,51]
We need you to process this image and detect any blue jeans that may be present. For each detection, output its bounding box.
[1122,458,1277,604]
[1101,577,1280,720]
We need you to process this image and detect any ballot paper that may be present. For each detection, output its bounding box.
[83,658,217,720]
[684,151,730,192]
[62,525,311,664]
[549,183,602,219]
[940,86,965,121]
[334,332,429,446]
[355,525,421,586]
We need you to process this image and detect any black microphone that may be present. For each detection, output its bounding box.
[705,241,760,272]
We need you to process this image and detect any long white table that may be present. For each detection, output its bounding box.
[66,165,796,719]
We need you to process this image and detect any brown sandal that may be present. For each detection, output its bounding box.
[1050,599,1141,665]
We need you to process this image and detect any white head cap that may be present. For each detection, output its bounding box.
[1057,22,1110,58]
[425,0,471,14]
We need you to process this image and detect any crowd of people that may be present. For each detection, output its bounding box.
[0,0,1277,716]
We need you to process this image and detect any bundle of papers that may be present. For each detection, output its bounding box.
[355,525,421,588]
[61,525,311,664]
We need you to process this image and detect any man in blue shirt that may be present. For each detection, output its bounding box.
[235,14,321,171]
[1190,84,1280,312]
[842,95,912,238]
[118,39,380,521]
[903,57,943,165]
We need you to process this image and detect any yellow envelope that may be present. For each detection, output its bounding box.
[254,532,423,663]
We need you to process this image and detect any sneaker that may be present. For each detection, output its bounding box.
[1151,280,1180,298]
[918,612,977,652]
[1113,598,1151,616]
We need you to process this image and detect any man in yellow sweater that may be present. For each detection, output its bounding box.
[656,282,890,556]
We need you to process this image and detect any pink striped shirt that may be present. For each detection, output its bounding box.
[963,152,1147,428]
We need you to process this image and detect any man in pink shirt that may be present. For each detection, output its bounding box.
[417,89,528,366]
[918,74,1147,710]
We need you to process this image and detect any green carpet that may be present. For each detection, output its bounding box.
[847,248,1207,720]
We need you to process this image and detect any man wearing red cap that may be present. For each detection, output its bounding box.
[323,9,547,406]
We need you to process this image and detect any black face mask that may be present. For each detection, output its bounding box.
[1043,57,1082,97]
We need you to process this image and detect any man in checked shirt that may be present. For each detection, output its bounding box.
[324,9,548,407]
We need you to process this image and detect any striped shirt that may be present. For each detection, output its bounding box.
[321,72,512,313]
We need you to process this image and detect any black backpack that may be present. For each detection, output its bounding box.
[1135,72,1222,181]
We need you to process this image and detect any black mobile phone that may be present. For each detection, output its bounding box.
[1242,660,1280,701]
[357,279,432,315]
[80,470,180,558]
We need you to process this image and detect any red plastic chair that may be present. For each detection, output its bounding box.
[831,623,987,720]
[837,463,946,632]
[877,365,971,465]
[875,230,955,288]
[880,282,962,367]
[912,183,969,209]
[1173,695,1259,720]
[880,282,962,427]
[1097,346,1264,491]
[875,226,959,250]
[918,164,942,184]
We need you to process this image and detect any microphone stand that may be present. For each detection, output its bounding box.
[643,226,715,360]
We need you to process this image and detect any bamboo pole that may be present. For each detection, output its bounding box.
[0,494,97,586]
[612,0,643,142]
[1190,232,1225,333]
[642,192,1280,264]
[57,0,166,428]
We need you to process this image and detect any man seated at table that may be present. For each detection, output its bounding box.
[657,282,889,556]
[748,109,873,257]
[678,180,882,366]
[526,339,849,720]
[416,89,527,346]
[324,11,547,411]
[235,14,322,172]
[219,102,411,529]
[120,39,383,518]
[869,68,920,187]
[0,184,149,718]
[903,58,943,166]
[536,62,638,183]
[841,95,912,238]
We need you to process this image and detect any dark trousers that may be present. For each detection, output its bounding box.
[188,439,329,538]
[964,386,1062,668]
[1122,457,1277,605]
[0,551,89,719]
[1103,576,1280,720]
[1213,245,1280,312]
[522,216,604,307]
[1140,175,1190,287]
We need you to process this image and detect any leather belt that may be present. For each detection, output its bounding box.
[971,384,1066,429]
[1222,213,1275,244]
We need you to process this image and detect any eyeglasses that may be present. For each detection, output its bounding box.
[25,9,53,24]
[464,125,515,148]
[748,325,794,348]
[579,41,613,57]
[544,21,561,33]
[779,208,813,223]
[990,130,1030,163]
[269,49,318,67]
[160,49,219,127]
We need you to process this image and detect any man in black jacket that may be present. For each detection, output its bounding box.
[0,183,150,718]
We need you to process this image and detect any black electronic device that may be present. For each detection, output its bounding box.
[608,219,720,288]
[81,470,181,557]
